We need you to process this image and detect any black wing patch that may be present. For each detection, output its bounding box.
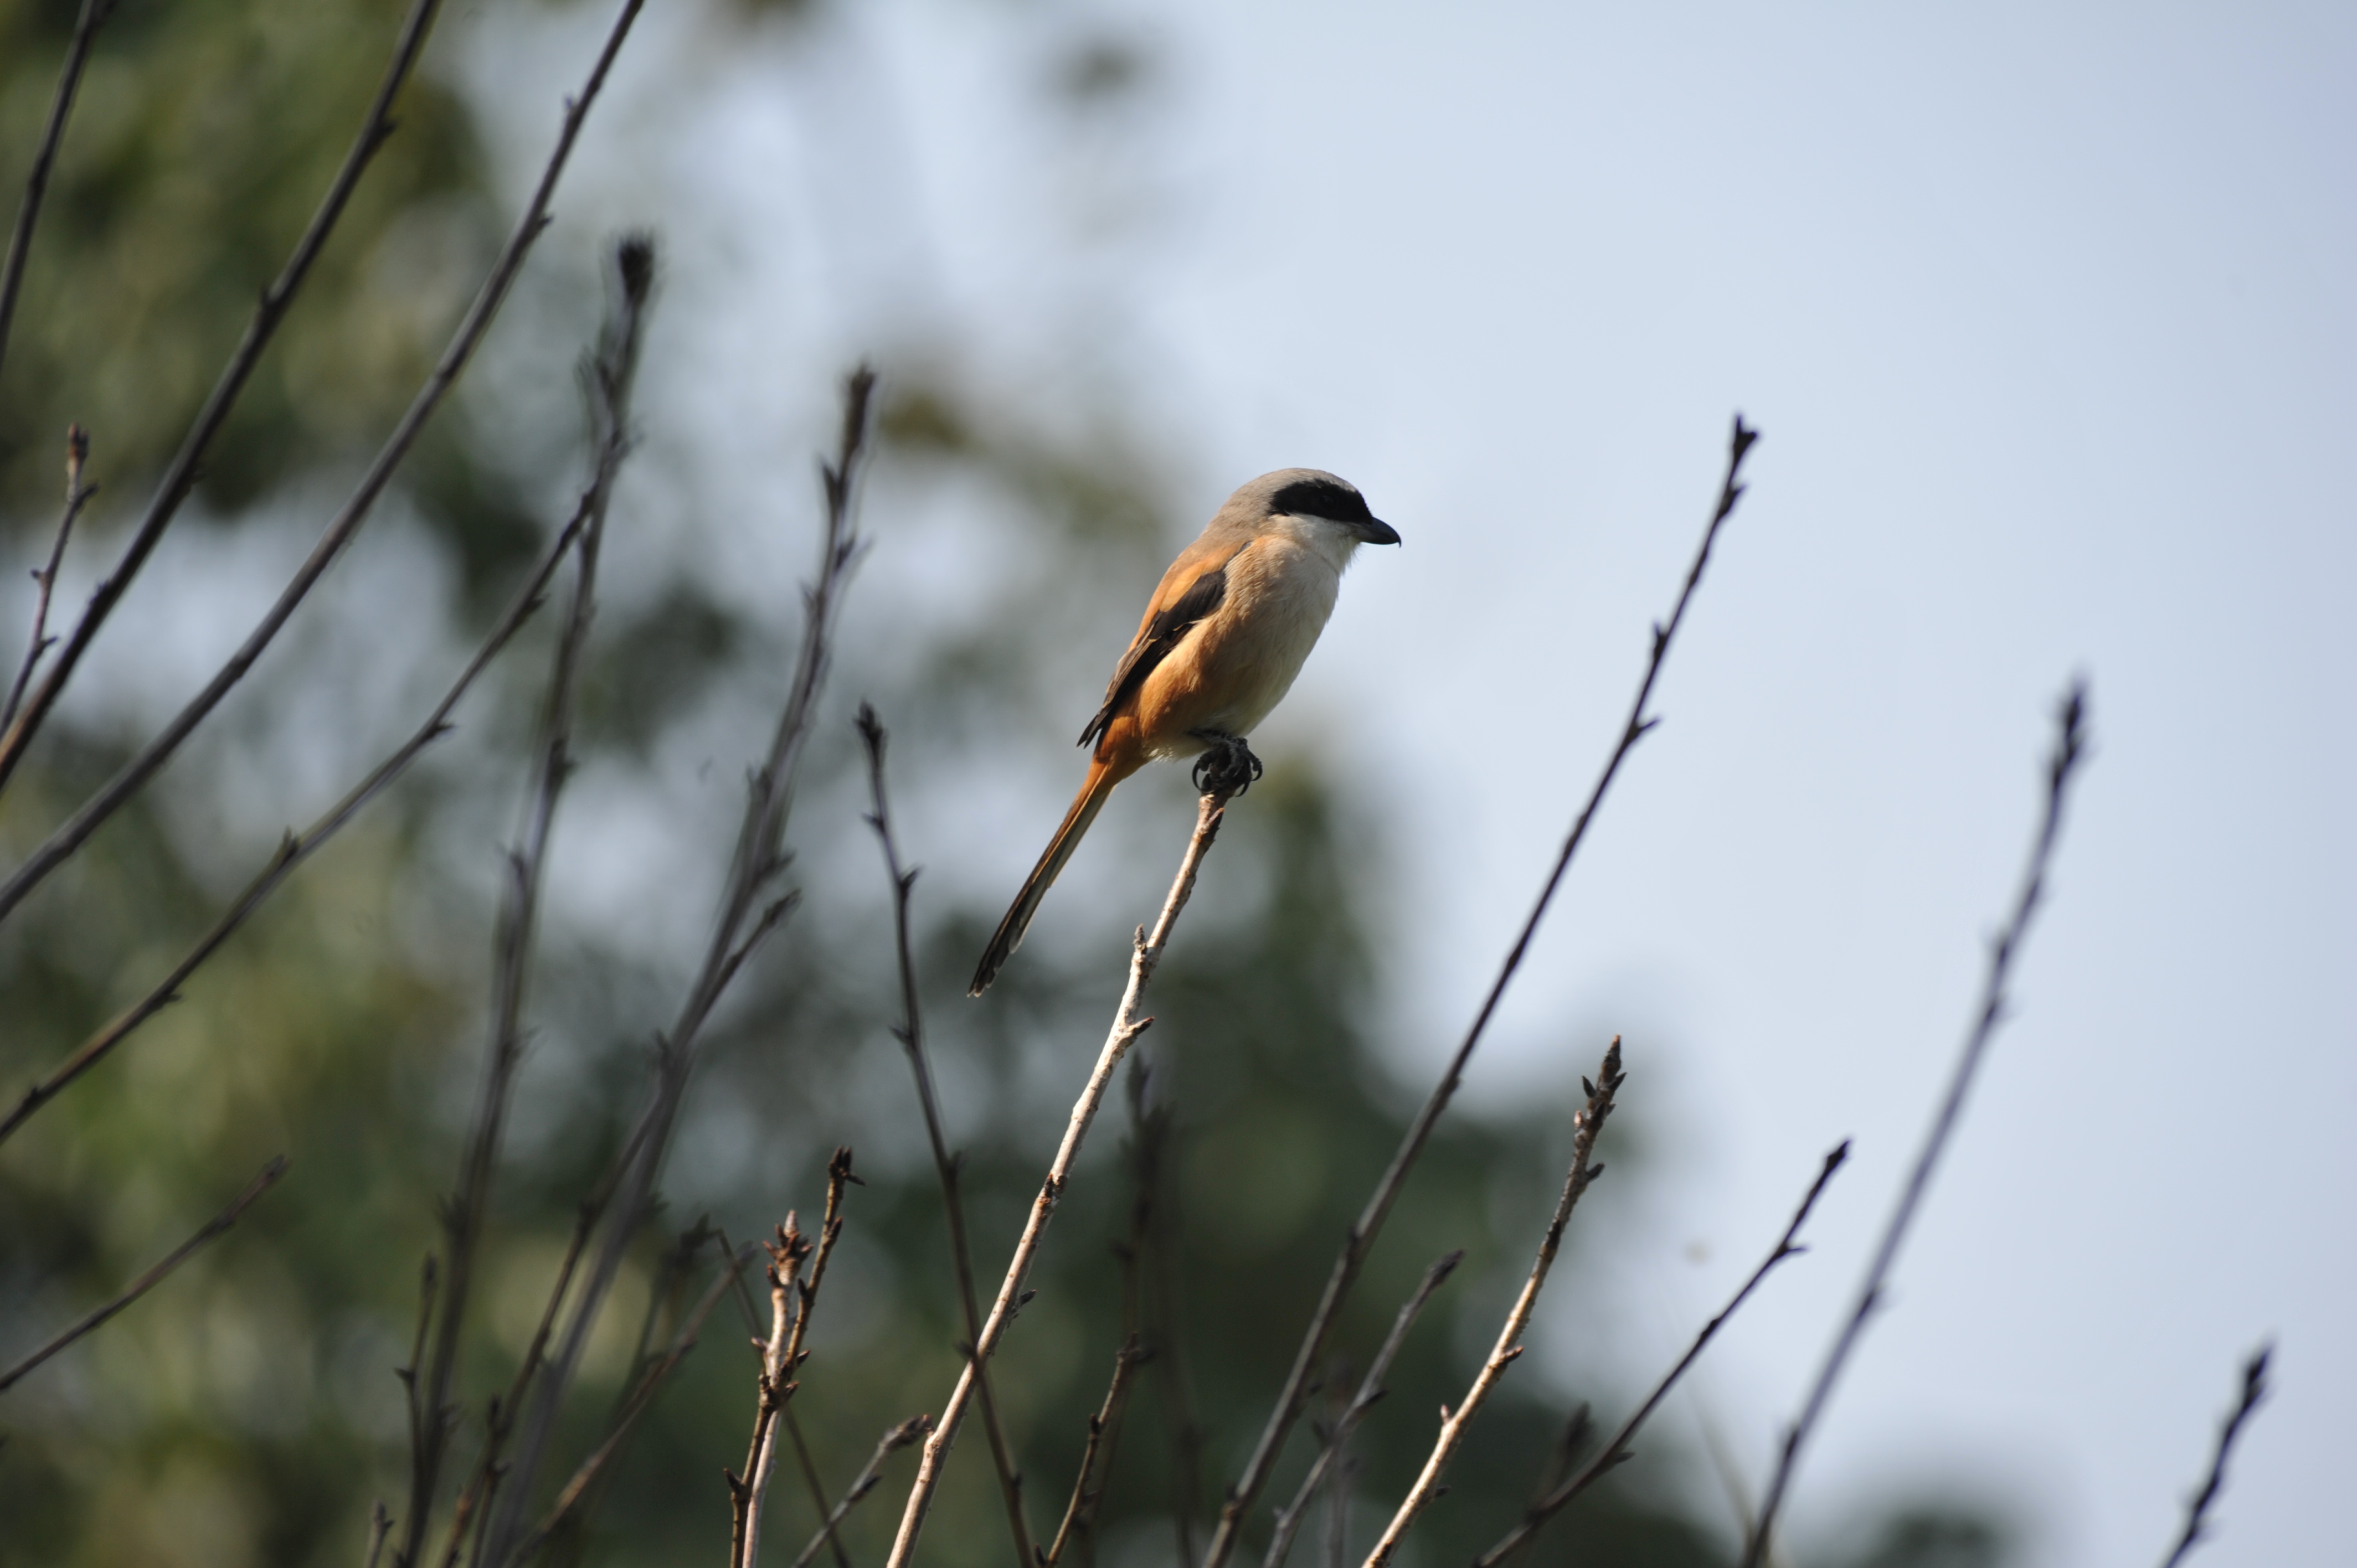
[1077,564,1229,751]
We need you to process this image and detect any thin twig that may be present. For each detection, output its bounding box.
[0,0,122,384]
[0,1156,287,1393]
[1,425,96,736]
[1203,417,1761,1568]
[366,1502,394,1568]
[858,703,1038,1566]
[1126,1061,1203,1566]
[1741,684,2090,1568]
[1044,1336,1152,1567]
[1263,1252,1464,1568]
[0,0,642,917]
[734,1151,857,1568]
[886,778,1241,1568]
[783,1406,854,1568]
[439,1110,660,1568]
[2157,1344,2272,1568]
[792,1417,934,1568]
[1475,1142,1849,1567]
[480,364,875,1567]
[395,231,653,1568]
[506,1246,748,1565]
[0,0,445,800]
[1362,1041,1625,1567]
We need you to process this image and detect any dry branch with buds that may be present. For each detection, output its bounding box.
[477,359,874,1567]
[859,704,1038,1564]
[1474,1141,1850,1567]
[731,1149,858,1568]
[886,770,1248,1567]
[2157,1344,2272,1568]
[1203,417,1759,1568]
[1741,683,2091,1568]
[1360,1040,1626,1567]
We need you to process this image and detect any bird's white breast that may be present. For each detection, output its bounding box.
[1185,518,1357,742]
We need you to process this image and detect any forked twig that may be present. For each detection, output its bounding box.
[1263,1251,1464,1568]
[792,1417,934,1568]
[858,704,1038,1565]
[1,425,96,736]
[732,1150,858,1568]
[2157,1344,2272,1568]
[886,780,1242,1567]
[0,0,447,801]
[1740,684,2090,1568]
[397,230,654,1568]
[479,363,874,1567]
[1474,1142,1849,1567]
[0,0,120,384]
[1203,417,1761,1568]
[1361,1041,1625,1566]
[0,1156,287,1394]
[0,0,643,921]
[1044,1335,1152,1566]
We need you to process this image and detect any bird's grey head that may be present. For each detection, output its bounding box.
[1226,468,1402,547]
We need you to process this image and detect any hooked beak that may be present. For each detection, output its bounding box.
[1351,516,1402,545]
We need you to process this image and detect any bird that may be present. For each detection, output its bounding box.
[968,468,1400,996]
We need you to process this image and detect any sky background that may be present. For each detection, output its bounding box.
[440,2,2352,1562]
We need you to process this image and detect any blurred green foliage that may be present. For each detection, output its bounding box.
[0,4,2014,1567]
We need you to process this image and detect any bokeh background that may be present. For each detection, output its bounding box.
[1,2,2348,1565]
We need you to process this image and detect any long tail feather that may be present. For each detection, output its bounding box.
[969,761,1121,996]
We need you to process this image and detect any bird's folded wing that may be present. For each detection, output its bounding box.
[1077,542,1242,750]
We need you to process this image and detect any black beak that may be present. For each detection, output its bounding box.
[1352,517,1401,545]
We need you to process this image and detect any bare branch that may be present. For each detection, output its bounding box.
[0,420,610,1147]
[2157,1344,2272,1568]
[1263,1251,1464,1568]
[792,1417,934,1568]
[887,775,1242,1567]
[1474,1142,1849,1567]
[1741,683,2091,1568]
[1362,1041,1625,1566]
[734,1151,857,1568]
[480,363,874,1567]
[0,0,121,382]
[1044,1336,1152,1567]
[0,0,446,798]
[858,703,1037,1565]
[0,0,645,916]
[0,425,96,736]
[1203,416,1761,1567]
[506,1245,748,1565]
[396,230,655,1568]
[0,1155,287,1393]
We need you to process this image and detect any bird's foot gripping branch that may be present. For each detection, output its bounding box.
[1190,730,1264,797]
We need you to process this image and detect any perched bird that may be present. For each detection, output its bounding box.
[969,468,1399,996]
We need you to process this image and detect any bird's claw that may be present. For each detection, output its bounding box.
[1190,731,1264,797]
